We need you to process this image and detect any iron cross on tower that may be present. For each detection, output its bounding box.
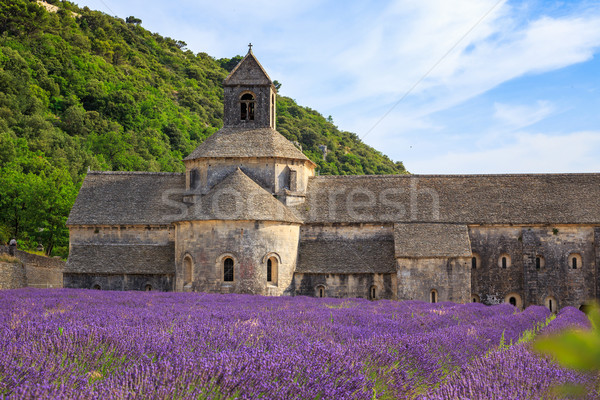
[248,43,253,52]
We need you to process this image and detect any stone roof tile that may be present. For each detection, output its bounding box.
[65,244,174,274]
[177,168,301,224]
[224,50,273,86]
[66,171,185,226]
[296,237,396,274]
[184,127,312,163]
[394,223,472,258]
[296,174,600,224]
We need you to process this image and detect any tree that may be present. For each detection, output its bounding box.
[125,16,142,25]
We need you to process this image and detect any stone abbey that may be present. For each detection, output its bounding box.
[65,48,600,311]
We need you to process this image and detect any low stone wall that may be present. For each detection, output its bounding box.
[63,273,174,291]
[0,260,26,289]
[294,273,397,299]
[25,265,63,288]
[0,246,64,288]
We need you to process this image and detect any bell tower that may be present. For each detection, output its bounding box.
[223,44,277,129]
[183,45,316,204]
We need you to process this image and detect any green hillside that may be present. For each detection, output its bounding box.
[0,0,407,257]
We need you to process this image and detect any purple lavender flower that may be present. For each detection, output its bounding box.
[0,289,596,399]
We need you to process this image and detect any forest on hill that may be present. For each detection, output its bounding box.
[0,0,407,258]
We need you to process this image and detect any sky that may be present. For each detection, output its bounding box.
[71,0,600,174]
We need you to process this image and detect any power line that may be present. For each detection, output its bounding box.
[360,0,506,140]
[96,0,116,16]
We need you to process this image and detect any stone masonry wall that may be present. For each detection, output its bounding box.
[0,261,26,289]
[469,226,524,305]
[26,265,63,288]
[223,85,275,129]
[294,273,396,299]
[63,273,173,291]
[470,225,596,309]
[175,220,300,295]
[184,158,313,196]
[595,228,600,304]
[396,257,471,303]
[0,246,64,288]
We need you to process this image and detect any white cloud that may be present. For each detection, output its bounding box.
[72,0,600,173]
[407,130,600,174]
[493,100,555,128]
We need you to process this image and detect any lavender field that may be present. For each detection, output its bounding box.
[0,289,597,399]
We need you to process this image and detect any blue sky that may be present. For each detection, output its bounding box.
[72,0,600,174]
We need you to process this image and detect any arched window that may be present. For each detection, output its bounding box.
[536,257,541,269]
[224,257,234,282]
[183,256,193,285]
[471,253,481,270]
[430,289,438,303]
[569,253,582,270]
[545,296,557,313]
[91,284,101,290]
[471,294,480,303]
[505,293,522,309]
[370,285,377,300]
[144,284,152,291]
[266,256,278,285]
[316,285,325,298]
[498,254,511,269]
[240,93,255,121]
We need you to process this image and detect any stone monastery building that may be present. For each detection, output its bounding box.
[66,49,600,311]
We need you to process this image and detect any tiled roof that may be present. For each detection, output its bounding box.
[394,223,472,258]
[66,171,185,226]
[224,50,273,86]
[296,174,600,224]
[65,243,175,274]
[296,237,396,274]
[184,127,312,163]
[177,168,301,224]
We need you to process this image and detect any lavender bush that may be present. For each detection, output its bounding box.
[0,289,595,399]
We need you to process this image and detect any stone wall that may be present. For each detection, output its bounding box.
[0,246,64,288]
[184,158,313,196]
[294,273,396,299]
[175,220,300,295]
[26,265,63,288]
[0,260,26,289]
[470,225,596,309]
[595,227,600,305]
[223,83,275,129]
[63,273,173,291]
[396,257,471,303]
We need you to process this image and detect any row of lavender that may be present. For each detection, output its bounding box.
[0,289,595,399]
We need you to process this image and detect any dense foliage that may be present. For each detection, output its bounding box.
[0,289,596,399]
[0,0,407,257]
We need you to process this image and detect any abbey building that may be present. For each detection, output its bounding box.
[65,49,600,311]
